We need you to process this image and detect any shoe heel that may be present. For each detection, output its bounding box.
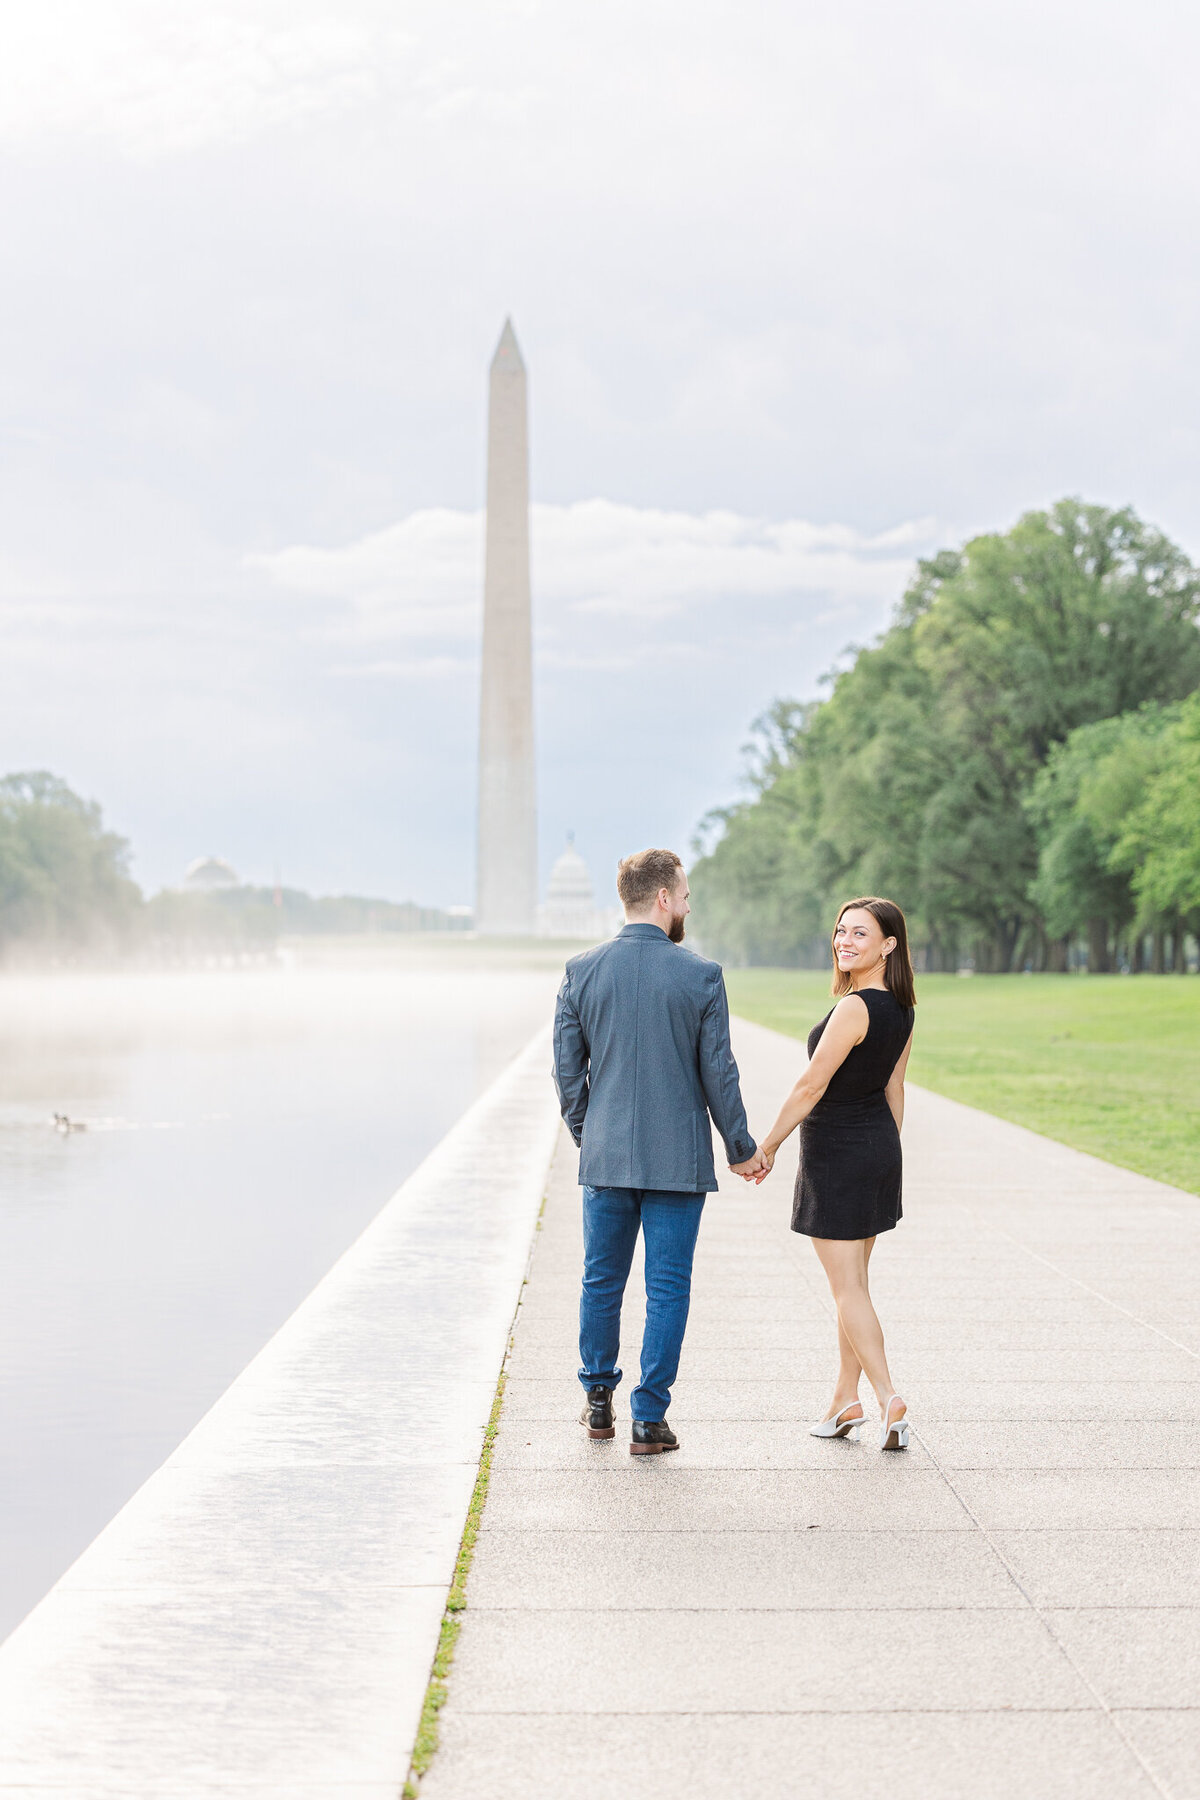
[880,1396,910,1452]
[587,1424,616,1440]
[629,1440,664,1455]
[809,1405,863,1439]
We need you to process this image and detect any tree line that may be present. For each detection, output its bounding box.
[0,772,464,961]
[691,500,1200,972]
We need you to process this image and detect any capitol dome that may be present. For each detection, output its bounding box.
[548,838,594,906]
[181,855,240,892]
[539,836,608,940]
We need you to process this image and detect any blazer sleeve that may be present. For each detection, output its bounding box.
[552,968,590,1146]
[698,965,756,1165]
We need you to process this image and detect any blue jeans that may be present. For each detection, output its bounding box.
[578,1186,706,1423]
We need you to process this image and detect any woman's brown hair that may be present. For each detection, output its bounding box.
[830,896,916,1010]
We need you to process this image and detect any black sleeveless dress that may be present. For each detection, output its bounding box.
[791,988,915,1241]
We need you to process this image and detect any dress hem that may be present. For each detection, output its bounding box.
[790,1216,901,1242]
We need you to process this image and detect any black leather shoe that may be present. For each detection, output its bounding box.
[579,1385,615,1439]
[630,1420,679,1456]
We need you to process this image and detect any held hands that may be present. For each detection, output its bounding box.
[754,1146,776,1185]
[730,1146,775,1185]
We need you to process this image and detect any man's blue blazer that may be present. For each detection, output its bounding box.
[552,921,757,1193]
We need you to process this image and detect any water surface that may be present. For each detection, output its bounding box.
[0,945,563,1639]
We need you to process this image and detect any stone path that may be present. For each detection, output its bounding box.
[422,1017,1200,1800]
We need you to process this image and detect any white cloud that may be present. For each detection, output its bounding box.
[252,500,939,650]
[551,504,936,620]
[250,507,483,640]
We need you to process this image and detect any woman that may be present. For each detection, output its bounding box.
[756,896,916,1450]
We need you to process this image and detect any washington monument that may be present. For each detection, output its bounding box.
[475,319,537,936]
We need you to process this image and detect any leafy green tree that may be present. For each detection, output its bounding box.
[692,704,830,965]
[0,772,142,951]
[910,501,1200,966]
[1027,707,1171,969]
[1111,691,1200,928]
[692,501,1200,969]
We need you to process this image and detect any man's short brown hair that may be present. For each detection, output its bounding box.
[617,847,685,911]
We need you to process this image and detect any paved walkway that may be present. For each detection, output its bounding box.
[423,1017,1200,1800]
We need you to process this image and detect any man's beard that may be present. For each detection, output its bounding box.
[668,913,687,944]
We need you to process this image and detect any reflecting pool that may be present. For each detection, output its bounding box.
[0,943,565,1640]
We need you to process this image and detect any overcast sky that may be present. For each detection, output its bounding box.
[1,0,1197,905]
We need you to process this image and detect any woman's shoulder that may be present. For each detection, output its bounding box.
[812,992,867,1030]
[834,990,871,1013]
[827,991,870,1033]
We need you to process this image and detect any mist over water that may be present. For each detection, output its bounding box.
[0,943,564,1641]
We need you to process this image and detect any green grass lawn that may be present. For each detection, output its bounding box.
[725,970,1200,1196]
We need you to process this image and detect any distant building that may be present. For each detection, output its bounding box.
[181,856,240,892]
[538,836,617,942]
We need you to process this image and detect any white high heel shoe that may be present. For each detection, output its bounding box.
[810,1403,864,1439]
[880,1395,910,1452]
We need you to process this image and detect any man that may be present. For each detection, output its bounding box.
[552,847,765,1456]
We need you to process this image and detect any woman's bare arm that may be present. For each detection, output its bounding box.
[884,1031,913,1131]
[758,996,869,1170]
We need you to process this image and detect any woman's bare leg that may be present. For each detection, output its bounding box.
[823,1236,876,1420]
[812,1236,901,1417]
[828,1313,862,1418]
